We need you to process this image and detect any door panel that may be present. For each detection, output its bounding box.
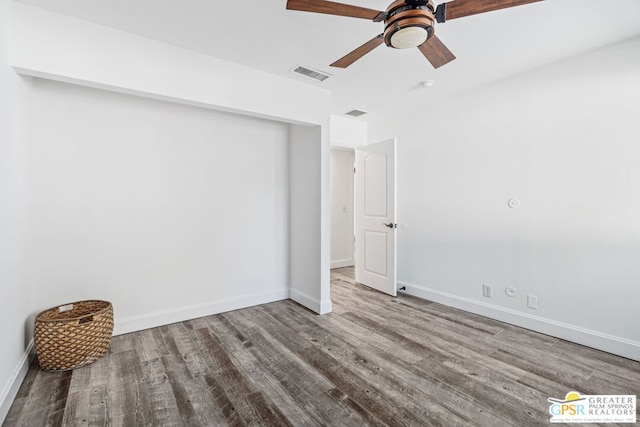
[355,139,396,296]
[364,154,387,217]
[364,231,387,276]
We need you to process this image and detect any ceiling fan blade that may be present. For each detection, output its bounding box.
[331,34,384,68]
[442,0,543,21]
[286,0,385,21]
[418,35,456,69]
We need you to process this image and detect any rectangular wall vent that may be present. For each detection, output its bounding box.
[345,109,368,117]
[292,65,331,82]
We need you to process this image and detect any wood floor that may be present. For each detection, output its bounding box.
[5,267,640,426]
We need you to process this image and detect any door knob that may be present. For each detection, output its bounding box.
[383,222,396,228]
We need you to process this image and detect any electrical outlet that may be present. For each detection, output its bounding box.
[527,295,538,309]
[482,284,492,298]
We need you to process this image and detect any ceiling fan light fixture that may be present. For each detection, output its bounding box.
[286,0,545,70]
[389,26,428,49]
[383,2,435,49]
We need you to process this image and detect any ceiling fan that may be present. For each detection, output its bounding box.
[286,0,543,69]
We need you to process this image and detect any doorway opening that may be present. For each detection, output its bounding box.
[330,138,397,297]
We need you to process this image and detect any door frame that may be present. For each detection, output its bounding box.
[329,146,355,269]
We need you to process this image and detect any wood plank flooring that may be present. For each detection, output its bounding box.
[5,267,640,426]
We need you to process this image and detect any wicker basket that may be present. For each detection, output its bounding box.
[34,300,114,372]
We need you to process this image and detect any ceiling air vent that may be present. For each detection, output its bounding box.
[292,65,331,82]
[345,109,368,117]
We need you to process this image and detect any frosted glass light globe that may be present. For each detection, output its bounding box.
[390,27,428,49]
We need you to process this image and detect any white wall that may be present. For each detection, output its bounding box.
[2,4,333,422]
[9,1,333,321]
[0,0,32,421]
[10,3,329,126]
[289,125,333,314]
[330,115,367,148]
[23,79,291,332]
[330,149,355,268]
[371,36,640,360]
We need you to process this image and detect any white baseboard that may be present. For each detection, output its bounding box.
[0,340,34,425]
[114,288,289,336]
[289,288,333,315]
[330,259,354,269]
[319,298,333,315]
[399,280,640,362]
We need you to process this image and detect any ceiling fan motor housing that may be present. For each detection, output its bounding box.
[384,0,435,49]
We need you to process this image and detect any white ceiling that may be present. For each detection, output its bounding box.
[16,0,640,123]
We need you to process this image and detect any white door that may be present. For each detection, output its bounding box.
[355,138,397,296]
